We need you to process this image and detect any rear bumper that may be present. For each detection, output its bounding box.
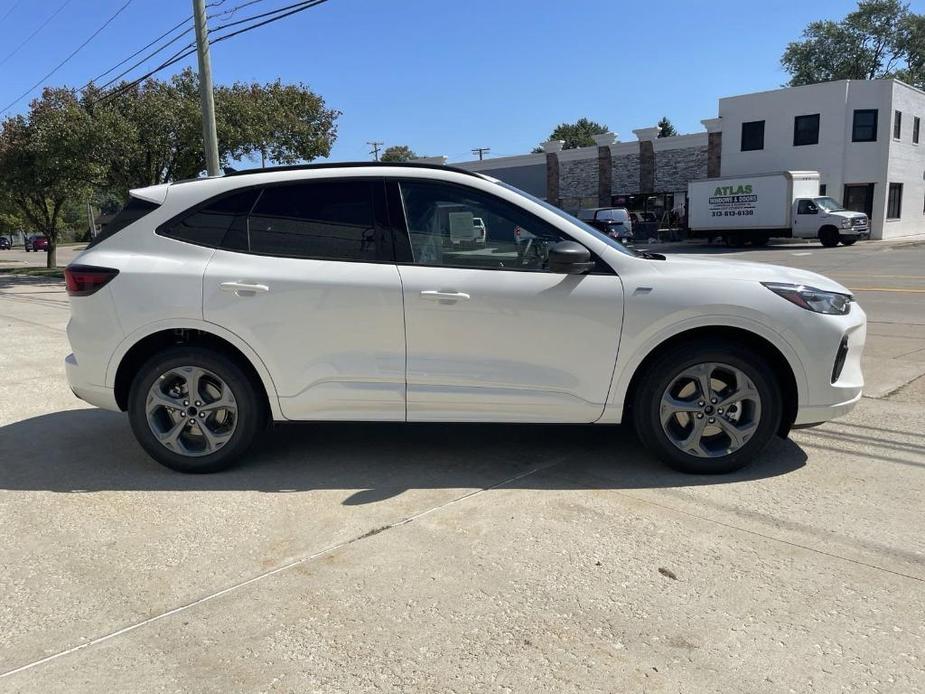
[66,353,120,412]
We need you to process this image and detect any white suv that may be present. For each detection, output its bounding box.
[65,163,866,474]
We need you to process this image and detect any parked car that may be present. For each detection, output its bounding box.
[0,237,10,250]
[472,217,487,244]
[576,207,633,243]
[65,163,866,475]
[25,235,48,252]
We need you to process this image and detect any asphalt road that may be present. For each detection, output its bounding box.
[0,241,923,692]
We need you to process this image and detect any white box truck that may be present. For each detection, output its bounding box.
[687,171,870,247]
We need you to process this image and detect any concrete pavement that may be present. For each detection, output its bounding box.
[0,244,923,692]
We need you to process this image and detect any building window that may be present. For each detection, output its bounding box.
[793,114,820,146]
[740,120,765,151]
[852,109,878,142]
[819,184,827,195]
[887,182,903,219]
[894,110,902,139]
[915,116,920,144]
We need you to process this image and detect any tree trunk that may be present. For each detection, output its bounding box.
[46,240,56,269]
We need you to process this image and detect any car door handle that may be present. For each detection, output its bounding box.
[220,281,270,295]
[420,290,470,302]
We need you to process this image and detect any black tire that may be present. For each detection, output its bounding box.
[839,235,858,246]
[128,346,263,473]
[632,339,782,474]
[724,233,745,248]
[750,236,769,247]
[819,227,839,247]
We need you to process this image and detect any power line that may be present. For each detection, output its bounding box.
[0,0,23,23]
[0,0,136,115]
[90,0,331,107]
[87,15,192,87]
[471,147,490,160]
[0,0,76,70]
[367,141,383,161]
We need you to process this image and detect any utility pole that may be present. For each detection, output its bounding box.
[367,141,383,161]
[471,147,490,160]
[193,0,220,177]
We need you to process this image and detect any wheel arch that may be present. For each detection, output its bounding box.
[110,323,282,421]
[618,325,799,436]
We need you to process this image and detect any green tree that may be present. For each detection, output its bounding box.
[782,0,925,87]
[380,144,417,162]
[657,116,678,138]
[85,68,340,195]
[0,88,105,267]
[535,117,609,150]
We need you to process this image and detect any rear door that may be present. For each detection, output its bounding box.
[201,178,406,421]
[391,179,624,423]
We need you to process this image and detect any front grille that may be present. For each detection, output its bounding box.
[851,217,867,226]
[832,337,849,383]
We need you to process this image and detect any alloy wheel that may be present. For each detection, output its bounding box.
[659,362,762,458]
[145,365,238,457]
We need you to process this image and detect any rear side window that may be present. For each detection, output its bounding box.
[159,188,259,248]
[247,180,384,261]
[87,197,160,249]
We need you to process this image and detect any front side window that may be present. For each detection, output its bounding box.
[247,180,385,261]
[888,182,903,219]
[793,114,820,146]
[894,110,903,139]
[853,109,878,142]
[397,180,592,272]
[741,120,765,151]
[797,199,818,214]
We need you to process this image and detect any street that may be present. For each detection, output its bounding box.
[0,240,923,692]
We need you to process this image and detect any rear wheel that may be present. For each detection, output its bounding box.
[632,340,782,474]
[723,233,745,248]
[128,346,263,473]
[751,235,769,247]
[819,227,839,247]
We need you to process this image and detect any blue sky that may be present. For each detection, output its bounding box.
[0,0,916,163]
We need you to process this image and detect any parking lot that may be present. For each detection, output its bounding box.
[1,240,924,692]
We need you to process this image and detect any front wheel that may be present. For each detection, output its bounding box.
[128,346,263,473]
[819,227,839,247]
[632,340,782,474]
[839,235,858,246]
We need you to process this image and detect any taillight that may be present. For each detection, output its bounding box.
[64,265,119,297]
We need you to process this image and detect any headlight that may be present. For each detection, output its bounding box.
[762,282,852,315]
[840,219,851,228]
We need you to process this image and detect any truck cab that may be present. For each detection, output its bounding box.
[792,196,869,247]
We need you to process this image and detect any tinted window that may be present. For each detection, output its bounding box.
[888,182,903,219]
[852,109,878,142]
[793,114,819,146]
[87,197,159,249]
[398,180,601,272]
[160,188,259,248]
[247,181,383,261]
[741,120,764,151]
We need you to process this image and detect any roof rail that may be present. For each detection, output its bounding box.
[223,161,482,178]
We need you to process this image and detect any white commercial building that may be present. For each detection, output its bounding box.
[452,78,925,241]
[716,79,925,240]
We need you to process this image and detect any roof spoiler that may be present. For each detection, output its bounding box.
[128,183,170,205]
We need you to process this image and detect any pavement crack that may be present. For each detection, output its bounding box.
[0,459,564,681]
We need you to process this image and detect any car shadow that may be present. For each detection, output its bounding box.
[0,409,808,503]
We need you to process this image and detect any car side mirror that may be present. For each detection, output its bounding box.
[548,241,596,274]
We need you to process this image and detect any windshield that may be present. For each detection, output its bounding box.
[595,208,628,221]
[815,196,846,212]
[496,182,635,256]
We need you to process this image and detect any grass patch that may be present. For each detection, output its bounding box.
[0,267,64,279]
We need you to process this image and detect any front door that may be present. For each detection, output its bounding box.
[392,179,624,423]
[202,178,406,421]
